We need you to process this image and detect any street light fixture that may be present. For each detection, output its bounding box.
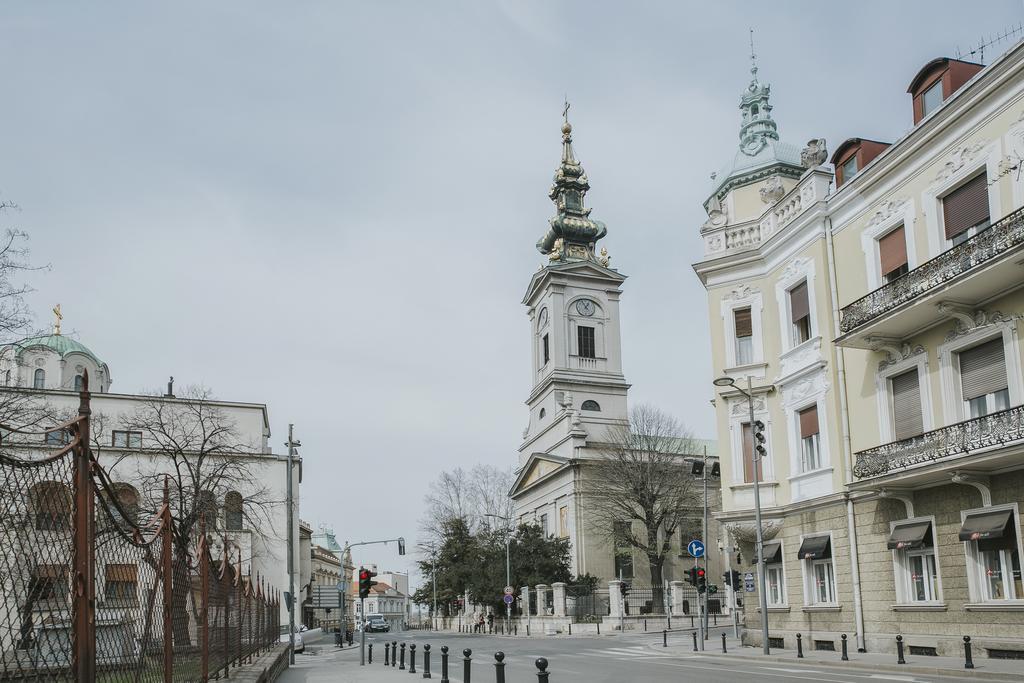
[713,374,772,655]
[484,513,514,631]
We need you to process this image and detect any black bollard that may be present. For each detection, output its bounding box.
[568,623,571,635]
[596,623,600,635]
[423,644,432,679]
[535,657,549,683]
[964,636,974,670]
[440,646,450,683]
[514,625,518,636]
[392,641,398,667]
[714,613,718,626]
[369,643,374,664]
[841,634,849,661]
[722,632,727,653]
[690,615,694,628]
[692,630,698,652]
[663,629,667,648]
[463,649,472,683]
[896,635,906,665]
[796,633,803,658]
[400,642,407,670]
[386,642,391,666]
[644,619,647,632]
[494,652,506,683]
[527,625,530,637]
[410,644,417,674]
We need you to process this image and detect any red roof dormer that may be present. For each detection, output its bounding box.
[907,57,984,124]
[830,138,891,188]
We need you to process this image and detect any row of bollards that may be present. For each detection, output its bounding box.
[786,632,976,671]
[373,643,552,680]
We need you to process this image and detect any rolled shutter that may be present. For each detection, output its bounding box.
[959,338,1007,401]
[790,282,809,322]
[891,369,923,440]
[943,174,989,239]
[879,226,908,276]
[734,308,753,338]
[799,406,819,439]
[106,564,138,582]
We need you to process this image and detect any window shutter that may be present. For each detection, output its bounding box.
[734,308,753,338]
[742,423,754,483]
[879,226,908,276]
[799,405,819,439]
[943,174,989,239]
[890,369,923,440]
[790,282,809,322]
[959,338,1008,400]
[106,564,138,582]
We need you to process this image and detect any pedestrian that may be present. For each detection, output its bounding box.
[487,613,494,632]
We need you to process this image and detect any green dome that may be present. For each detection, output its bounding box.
[15,334,103,365]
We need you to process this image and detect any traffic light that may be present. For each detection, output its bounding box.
[752,420,767,459]
[685,567,697,585]
[696,567,707,594]
[723,570,741,592]
[619,582,628,596]
[358,567,378,599]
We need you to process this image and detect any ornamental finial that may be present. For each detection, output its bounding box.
[562,97,571,136]
[52,304,62,335]
[749,27,758,81]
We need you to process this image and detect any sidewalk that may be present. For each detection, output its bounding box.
[651,634,1024,681]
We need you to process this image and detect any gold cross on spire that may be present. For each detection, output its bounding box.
[52,304,62,335]
[563,96,570,123]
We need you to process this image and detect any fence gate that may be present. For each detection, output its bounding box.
[566,585,608,623]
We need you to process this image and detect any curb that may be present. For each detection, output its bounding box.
[647,643,1023,681]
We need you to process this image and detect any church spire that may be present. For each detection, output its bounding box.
[738,29,780,156]
[536,101,608,263]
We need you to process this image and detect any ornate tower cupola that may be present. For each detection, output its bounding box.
[536,105,608,264]
[738,52,780,157]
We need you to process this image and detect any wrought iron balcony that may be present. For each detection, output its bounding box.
[853,405,1024,478]
[839,207,1024,336]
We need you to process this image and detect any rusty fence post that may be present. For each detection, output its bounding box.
[162,478,174,683]
[71,373,96,682]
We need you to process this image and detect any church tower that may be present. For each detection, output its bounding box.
[519,111,630,465]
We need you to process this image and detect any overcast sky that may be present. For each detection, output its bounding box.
[2,1,1022,585]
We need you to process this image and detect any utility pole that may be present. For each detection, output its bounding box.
[285,425,301,665]
[703,444,710,640]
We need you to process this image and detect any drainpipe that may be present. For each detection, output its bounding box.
[825,217,867,653]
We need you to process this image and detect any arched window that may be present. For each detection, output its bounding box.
[33,368,45,389]
[224,491,243,530]
[539,408,546,419]
[581,400,601,412]
[73,375,84,392]
[198,491,218,530]
[750,104,759,116]
[29,481,72,531]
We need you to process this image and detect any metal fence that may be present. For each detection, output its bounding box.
[0,373,280,680]
[566,587,608,622]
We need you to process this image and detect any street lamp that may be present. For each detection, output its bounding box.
[484,513,513,631]
[713,374,772,655]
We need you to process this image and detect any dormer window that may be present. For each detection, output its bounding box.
[831,138,891,188]
[907,58,984,125]
[920,80,943,118]
[840,156,858,184]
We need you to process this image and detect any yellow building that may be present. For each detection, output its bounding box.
[696,42,1024,656]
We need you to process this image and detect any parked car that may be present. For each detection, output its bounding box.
[364,614,390,633]
[279,629,305,654]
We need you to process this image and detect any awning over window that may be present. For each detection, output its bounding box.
[797,535,831,560]
[887,521,932,550]
[959,509,1013,541]
[760,541,782,564]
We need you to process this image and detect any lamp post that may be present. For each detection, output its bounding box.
[284,425,301,665]
[484,514,513,630]
[713,375,772,655]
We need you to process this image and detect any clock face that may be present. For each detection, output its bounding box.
[538,308,548,328]
[575,299,595,317]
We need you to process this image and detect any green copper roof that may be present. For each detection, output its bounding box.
[14,334,104,365]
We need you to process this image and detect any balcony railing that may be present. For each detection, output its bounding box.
[839,207,1024,334]
[853,405,1024,478]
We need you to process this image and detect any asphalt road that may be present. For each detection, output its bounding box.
[283,629,979,683]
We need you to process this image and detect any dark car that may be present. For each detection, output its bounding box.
[364,615,390,633]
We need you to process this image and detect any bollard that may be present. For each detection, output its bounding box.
[386,642,391,666]
[690,615,694,628]
[596,623,600,635]
[526,625,530,637]
[410,644,417,674]
[535,657,549,683]
[841,634,849,661]
[692,630,698,652]
[568,623,571,635]
[644,619,647,632]
[514,625,518,636]
[440,646,450,683]
[796,633,803,658]
[494,652,506,683]
[393,641,398,667]
[423,644,432,679]
[714,613,717,626]
[964,636,974,670]
[369,643,374,664]
[400,643,407,670]
[896,635,906,665]
[722,632,727,653]
[663,629,667,648]
[463,648,472,683]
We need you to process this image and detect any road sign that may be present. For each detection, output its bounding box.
[504,586,514,595]
[336,582,347,592]
[687,539,705,558]
[743,572,756,593]
[313,586,341,609]
[503,594,514,605]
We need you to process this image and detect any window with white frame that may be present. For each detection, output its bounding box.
[789,281,811,346]
[797,405,821,472]
[798,535,837,605]
[960,507,1023,602]
[878,225,909,283]
[889,519,940,603]
[921,80,943,118]
[942,173,990,247]
[890,369,924,441]
[958,338,1009,419]
[734,307,753,365]
[761,541,786,606]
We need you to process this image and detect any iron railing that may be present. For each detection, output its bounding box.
[853,404,1024,478]
[839,207,1024,334]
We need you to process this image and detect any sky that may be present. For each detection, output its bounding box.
[2,1,1023,585]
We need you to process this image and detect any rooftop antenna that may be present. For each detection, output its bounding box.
[955,22,1024,63]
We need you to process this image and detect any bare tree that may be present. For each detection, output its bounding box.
[0,201,46,345]
[582,404,700,605]
[419,464,515,545]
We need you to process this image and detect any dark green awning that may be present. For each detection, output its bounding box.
[760,541,782,564]
[797,535,831,560]
[959,510,1013,541]
[887,521,932,550]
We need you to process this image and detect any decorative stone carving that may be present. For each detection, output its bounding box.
[800,138,827,168]
[942,307,1018,342]
[779,257,811,286]
[705,234,725,253]
[723,284,760,301]
[729,396,766,416]
[724,520,783,543]
[932,140,989,187]
[866,197,909,229]
[598,247,611,267]
[759,176,785,205]
[703,195,728,229]
[875,342,926,371]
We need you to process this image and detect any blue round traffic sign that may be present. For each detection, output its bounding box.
[503,594,514,605]
[687,540,705,558]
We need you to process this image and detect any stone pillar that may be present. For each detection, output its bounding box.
[669,581,685,615]
[551,582,567,617]
[609,580,624,620]
[520,586,530,618]
[463,590,471,616]
[534,584,549,616]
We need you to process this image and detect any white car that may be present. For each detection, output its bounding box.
[280,630,305,654]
